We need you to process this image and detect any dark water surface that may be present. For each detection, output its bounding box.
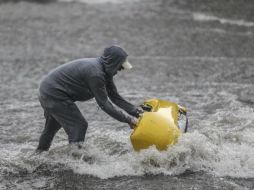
[0,0,254,189]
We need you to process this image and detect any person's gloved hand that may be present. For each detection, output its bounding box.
[132,107,144,118]
[128,117,138,129]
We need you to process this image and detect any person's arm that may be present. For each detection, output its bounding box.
[106,77,142,118]
[88,76,134,124]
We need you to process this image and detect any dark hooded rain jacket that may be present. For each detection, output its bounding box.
[39,46,138,124]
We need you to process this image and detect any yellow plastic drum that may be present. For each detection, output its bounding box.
[130,99,187,151]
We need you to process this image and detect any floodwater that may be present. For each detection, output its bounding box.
[0,0,254,189]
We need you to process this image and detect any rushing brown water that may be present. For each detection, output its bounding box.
[1,0,254,189]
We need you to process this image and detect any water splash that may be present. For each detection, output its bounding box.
[2,123,254,180]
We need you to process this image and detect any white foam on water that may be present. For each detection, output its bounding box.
[193,13,254,27]
[6,121,253,179]
[1,133,253,179]
[21,128,252,179]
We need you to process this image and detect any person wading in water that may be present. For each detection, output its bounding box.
[37,45,142,152]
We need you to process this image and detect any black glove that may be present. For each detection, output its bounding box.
[131,107,144,118]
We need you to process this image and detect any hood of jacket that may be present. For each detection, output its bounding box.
[99,45,128,77]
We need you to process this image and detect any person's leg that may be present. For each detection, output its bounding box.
[37,111,61,151]
[51,100,88,145]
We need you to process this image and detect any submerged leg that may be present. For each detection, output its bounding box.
[37,111,61,152]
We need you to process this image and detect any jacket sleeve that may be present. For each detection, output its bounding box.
[106,78,140,118]
[88,76,132,124]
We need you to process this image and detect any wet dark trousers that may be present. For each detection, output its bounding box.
[37,94,88,151]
